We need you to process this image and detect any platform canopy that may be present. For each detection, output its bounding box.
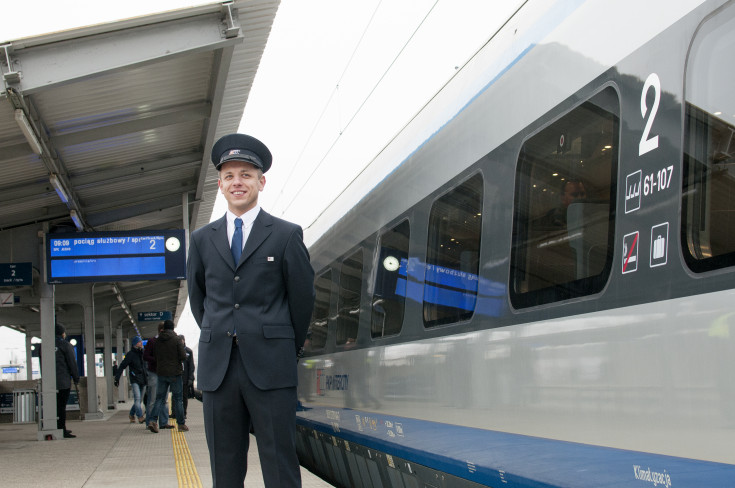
[0,0,279,341]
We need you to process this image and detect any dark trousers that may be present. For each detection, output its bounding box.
[183,386,189,417]
[56,388,70,431]
[203,343,300,488]
[150,375,185,426]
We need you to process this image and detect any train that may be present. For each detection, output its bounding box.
[293,0,735,486]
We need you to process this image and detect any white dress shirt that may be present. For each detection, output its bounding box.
[226,205,260,252]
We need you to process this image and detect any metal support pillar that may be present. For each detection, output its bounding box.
[38,223,62,440]
[25,334,33,380]
[103,311,114,410]
[116,324,126,403]
[83,284,102,419]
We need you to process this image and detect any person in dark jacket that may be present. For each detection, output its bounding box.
[179,334,195,418]
[114,336,147,423]
[147,320,187,433]
[142,322,169,426]
[55,323,80,439]
[189,134,315,487]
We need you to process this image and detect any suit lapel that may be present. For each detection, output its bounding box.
[208,215,236,271]
[240,210,273,266]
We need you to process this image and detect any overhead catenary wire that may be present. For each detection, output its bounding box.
[291,0,529,231]
[275,0,441,216]
[272,0,384,208]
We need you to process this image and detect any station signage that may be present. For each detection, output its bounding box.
[137,311,172,322]
[0,262,33,286]
[45,230,186,284]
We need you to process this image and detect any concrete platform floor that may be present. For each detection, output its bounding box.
[0,397,333,487]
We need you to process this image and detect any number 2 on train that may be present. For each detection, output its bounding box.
[639,72,661,156]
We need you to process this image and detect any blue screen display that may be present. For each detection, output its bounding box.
[51,256,166,278]
[46,230,186,284]
[49,235,166,257]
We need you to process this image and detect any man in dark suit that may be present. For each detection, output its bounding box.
[188,133,315,487]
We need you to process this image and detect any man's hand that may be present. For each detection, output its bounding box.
[114,379,119,387]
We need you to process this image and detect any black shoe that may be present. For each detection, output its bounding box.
[63,431,76,438]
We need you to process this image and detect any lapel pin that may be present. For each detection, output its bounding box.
[267,256,275,262]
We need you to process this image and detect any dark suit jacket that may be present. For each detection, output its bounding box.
[55,336,80,390]
[187,210,315,392]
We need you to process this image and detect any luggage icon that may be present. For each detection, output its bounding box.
[653,235,665,259]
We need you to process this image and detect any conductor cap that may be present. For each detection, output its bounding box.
[211,133,272,173]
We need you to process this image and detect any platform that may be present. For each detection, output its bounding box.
[0,397,333,487]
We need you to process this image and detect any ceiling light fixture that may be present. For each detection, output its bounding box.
[49,173,69,203]
[70,209,84,231]
[14,109,43,155]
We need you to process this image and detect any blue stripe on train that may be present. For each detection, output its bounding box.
[296,406,735,487]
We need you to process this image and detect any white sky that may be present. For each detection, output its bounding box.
[0,0,521,361]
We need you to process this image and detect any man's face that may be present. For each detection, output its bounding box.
[218,160,265,215]
[562,181,586,208]
[134,342,143,350]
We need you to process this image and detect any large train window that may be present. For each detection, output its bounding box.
[683,5,735,272]
[336,249,363,345]
[423,174,483,327]
[372,220,410,338]
[510,87,619,308]
[306,270,331,351]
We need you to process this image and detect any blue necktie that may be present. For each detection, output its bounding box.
[231,218,243,266]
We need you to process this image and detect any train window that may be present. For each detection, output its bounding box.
[510,87,619,308]
[372,219,410,338]
[306,270,331,351]
[423,174,483,327]
[336,249,363,345]
[683,5,735,272]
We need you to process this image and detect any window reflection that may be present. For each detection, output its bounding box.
[423,174,483,327]
[336,250,363,345]
[683,6,735,272]
[510,87,619,307]
[372,220,410,338]
[306,270,331,351]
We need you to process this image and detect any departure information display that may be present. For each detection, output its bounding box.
[46,230,186,284]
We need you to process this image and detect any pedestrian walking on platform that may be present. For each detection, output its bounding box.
[188,133,315,487]
[147,320,188,433]
[55,322,79,439]
[113,336,147,424]
[143,322,169,427]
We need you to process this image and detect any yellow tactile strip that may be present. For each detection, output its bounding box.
[170,418,203,488]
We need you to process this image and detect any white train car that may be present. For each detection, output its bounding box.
[295,1,735,486]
